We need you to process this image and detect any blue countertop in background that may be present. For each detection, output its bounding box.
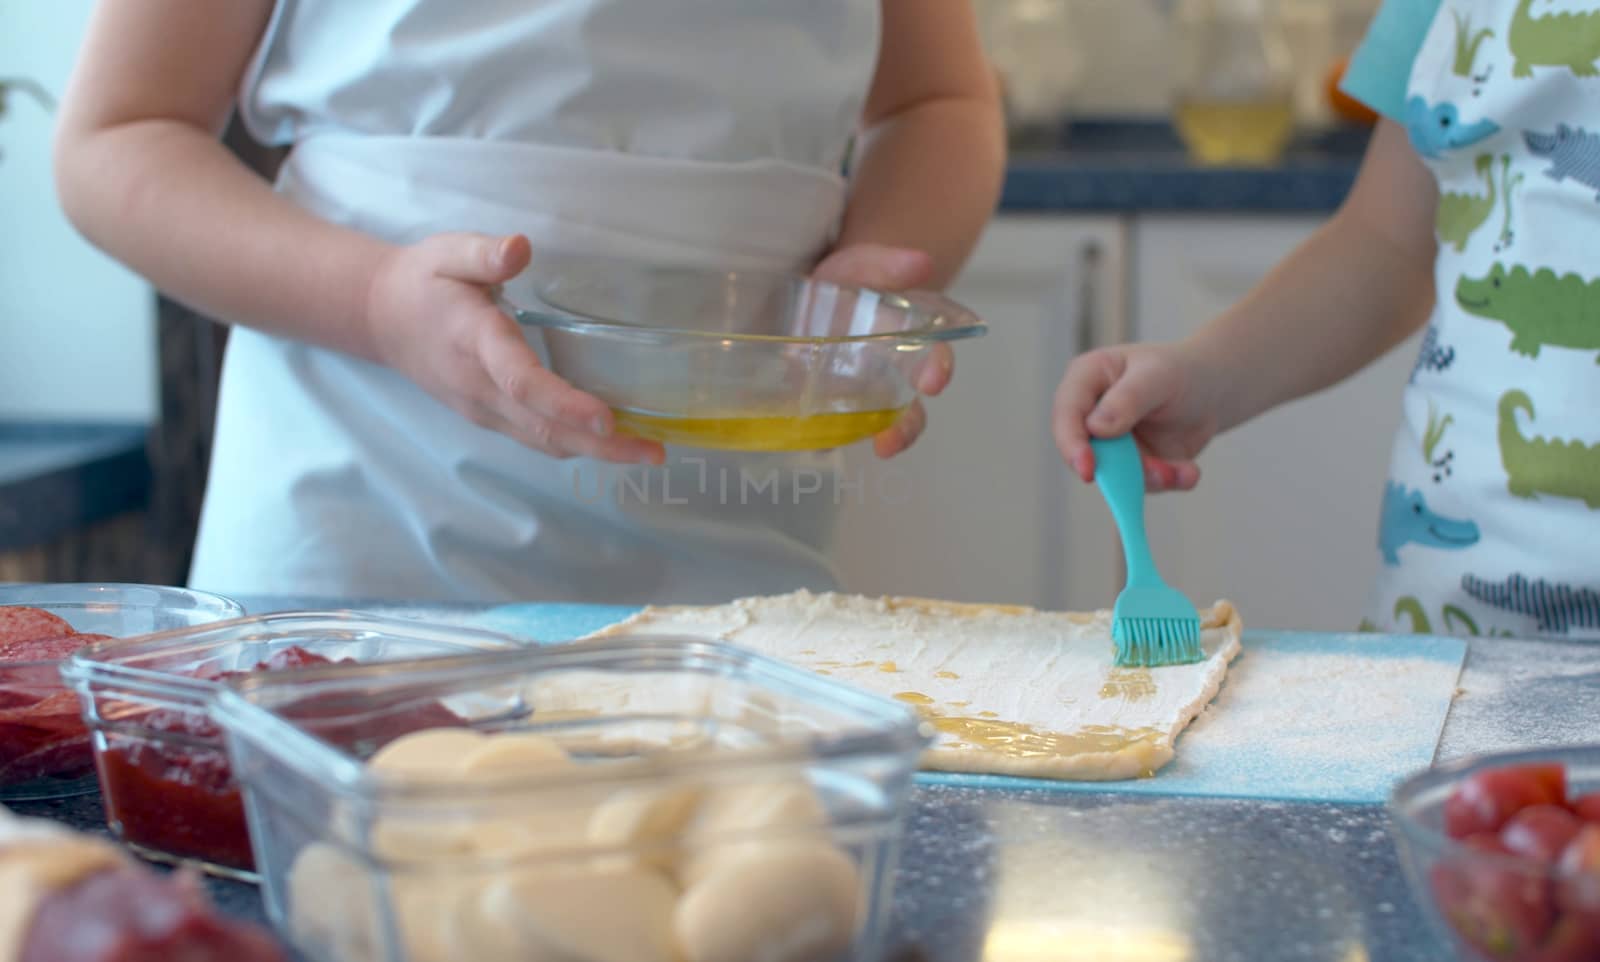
[999,120,1368,213]
[0,421,149,551]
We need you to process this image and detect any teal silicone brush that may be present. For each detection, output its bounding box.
[1089,435,1204,668]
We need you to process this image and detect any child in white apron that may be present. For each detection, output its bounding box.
[53,1,1003,603]
[1052,0,1600,641]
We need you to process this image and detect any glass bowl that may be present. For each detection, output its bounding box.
[212,635,930,962]
[60,611,523,881]
[1389,745,1600,961]
[0,583,244,801]
[498,251,987,452]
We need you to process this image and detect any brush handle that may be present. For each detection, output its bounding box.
[1089,436,1160,586]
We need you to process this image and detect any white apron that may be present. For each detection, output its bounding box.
[189,0,881,604]
[1364,0,1600,640]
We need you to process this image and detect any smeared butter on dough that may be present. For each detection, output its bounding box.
[586,591,1244,781]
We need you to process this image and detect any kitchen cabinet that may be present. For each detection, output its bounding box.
[1132,215,1421,631]
[831,215,1127,610]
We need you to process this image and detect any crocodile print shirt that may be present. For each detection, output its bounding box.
[1360,0,1600,640]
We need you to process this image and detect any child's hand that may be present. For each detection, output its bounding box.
[811,243,950,458]
[1053,342,1222,493]
[365,233,665,464]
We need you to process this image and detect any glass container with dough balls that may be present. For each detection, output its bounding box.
[211,636,930,962]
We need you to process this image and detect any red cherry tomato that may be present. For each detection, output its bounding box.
[1556,827,1600,929]
[1503,806,1588,865]
[1431,855,1556,959]
[1446,764,1569,839]
[1467,832,1517,855]
[1523,914,1600,962]
[1573,794,1600,826]
[1562,825,1600,878]
[1555,819,1600,877]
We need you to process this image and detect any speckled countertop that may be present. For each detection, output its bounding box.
[13,601,1596,962]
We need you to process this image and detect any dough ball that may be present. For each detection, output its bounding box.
[458,793,598,861]
[287,843,381,962]
[393,875,480,962]
[367,729,580,859]
[458,731,571,777]
[367,728,486,777]
[370,811,478,861]
[675,778,830,886]
[673,840,861,962]
[448,863,679,962]
[587,782,705,866]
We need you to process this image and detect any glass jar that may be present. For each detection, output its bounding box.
[981,0,1081,146]
[1171,0,1296,166]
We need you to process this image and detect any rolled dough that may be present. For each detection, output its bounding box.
[586,591,1243,781]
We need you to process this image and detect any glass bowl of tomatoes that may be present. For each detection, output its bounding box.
[1390,746,1600,962]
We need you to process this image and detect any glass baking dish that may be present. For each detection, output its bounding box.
[59,611,522,881]
[0,583,244,801]
[212,636,930,962]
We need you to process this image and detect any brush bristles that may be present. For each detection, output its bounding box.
[1112,618,1203,667]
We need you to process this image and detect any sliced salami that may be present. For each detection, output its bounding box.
[0,633,92,665]
[0,690,94,785]
[0,608,76,649]
[17,859,287,962]
[0,734,94,785]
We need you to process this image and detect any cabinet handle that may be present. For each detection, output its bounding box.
[1070,239,1131,589]
[1074,240,1102,356]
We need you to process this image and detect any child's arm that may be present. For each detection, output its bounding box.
[814,0,1005,456]
[1053,119,1438,489]
[52,1,658,464]
[824,0,1005,291]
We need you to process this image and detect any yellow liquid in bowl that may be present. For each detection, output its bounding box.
[612,407,905,451]
[1173,97,1295,166]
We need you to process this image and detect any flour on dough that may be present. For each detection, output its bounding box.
[584,591,1243,781]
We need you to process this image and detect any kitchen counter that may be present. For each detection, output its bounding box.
[999,120,1369,214]
[14,597,1598,962]
[0,421,150,551]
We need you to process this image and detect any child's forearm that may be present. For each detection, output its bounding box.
[835,0,1005,289]
[1187,121,1439,432]
[1191,212,1435,432]
[55,120,394,363]
[836,95,1005,289]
